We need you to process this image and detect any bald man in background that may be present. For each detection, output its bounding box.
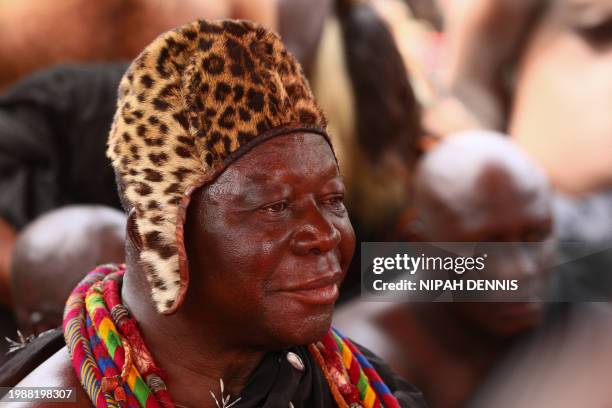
[10,206,126,337]
[335,131,557,407]
[0,206,124,384]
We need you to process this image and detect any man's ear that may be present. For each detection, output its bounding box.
[127,208,143,251]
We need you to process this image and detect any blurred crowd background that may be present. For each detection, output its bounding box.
[0,0,611,406]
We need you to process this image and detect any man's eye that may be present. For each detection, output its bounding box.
[324,195,345,209]
[261,201,288,214]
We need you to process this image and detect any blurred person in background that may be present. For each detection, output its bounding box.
[335,131,557,408]
[429,0,612,307]
[0,0,278,90]
[10,205,126,337]
[0,63,128,309]
[0,205,125,387]
[432,0,612,197]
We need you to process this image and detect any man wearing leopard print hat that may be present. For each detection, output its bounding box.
[7,19,426,408]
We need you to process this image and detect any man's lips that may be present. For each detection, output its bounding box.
[274,272,342,305]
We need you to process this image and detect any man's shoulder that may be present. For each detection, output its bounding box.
[1,346,92,407]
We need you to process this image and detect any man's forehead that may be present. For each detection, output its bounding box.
[422,165,549,224]
[247,165,338,184]
[204,138,338,201]
[221,134,336,180]
[225,159,340,193]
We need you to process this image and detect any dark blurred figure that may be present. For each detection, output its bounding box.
[335,131,556,407]
[0,304,18,366]
[0,0,277,90]
[11,205,125,337]
[0,63,127,307]
[0,219,17,364]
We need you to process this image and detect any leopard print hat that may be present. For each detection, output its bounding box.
[107,19,329,314]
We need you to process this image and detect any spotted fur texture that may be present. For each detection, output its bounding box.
[107,19,327,314]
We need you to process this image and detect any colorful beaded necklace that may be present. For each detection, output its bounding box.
[63,264,402,408]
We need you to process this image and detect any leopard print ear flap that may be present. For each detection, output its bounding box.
[126,208,143,251]
[107,19,329,314]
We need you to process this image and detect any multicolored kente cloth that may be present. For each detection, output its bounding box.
[63,265,403,408]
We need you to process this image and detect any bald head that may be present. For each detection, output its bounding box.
[414,131,556,335]
[415,131,552,242]
[11,206,126,335]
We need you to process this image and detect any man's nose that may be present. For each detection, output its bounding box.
[290,204,341,256]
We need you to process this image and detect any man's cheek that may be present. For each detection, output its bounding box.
[339,226,356,268]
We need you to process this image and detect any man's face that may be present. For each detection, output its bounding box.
[422,164,555,336]
[184,132,355,349]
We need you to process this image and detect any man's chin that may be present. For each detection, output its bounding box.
[270,310,334,348]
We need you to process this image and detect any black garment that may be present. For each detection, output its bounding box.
[0,328,426,407]
[0,63,127,229]
[238,342,426,407]
[0,305,18,366]
[0,328,64,395]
